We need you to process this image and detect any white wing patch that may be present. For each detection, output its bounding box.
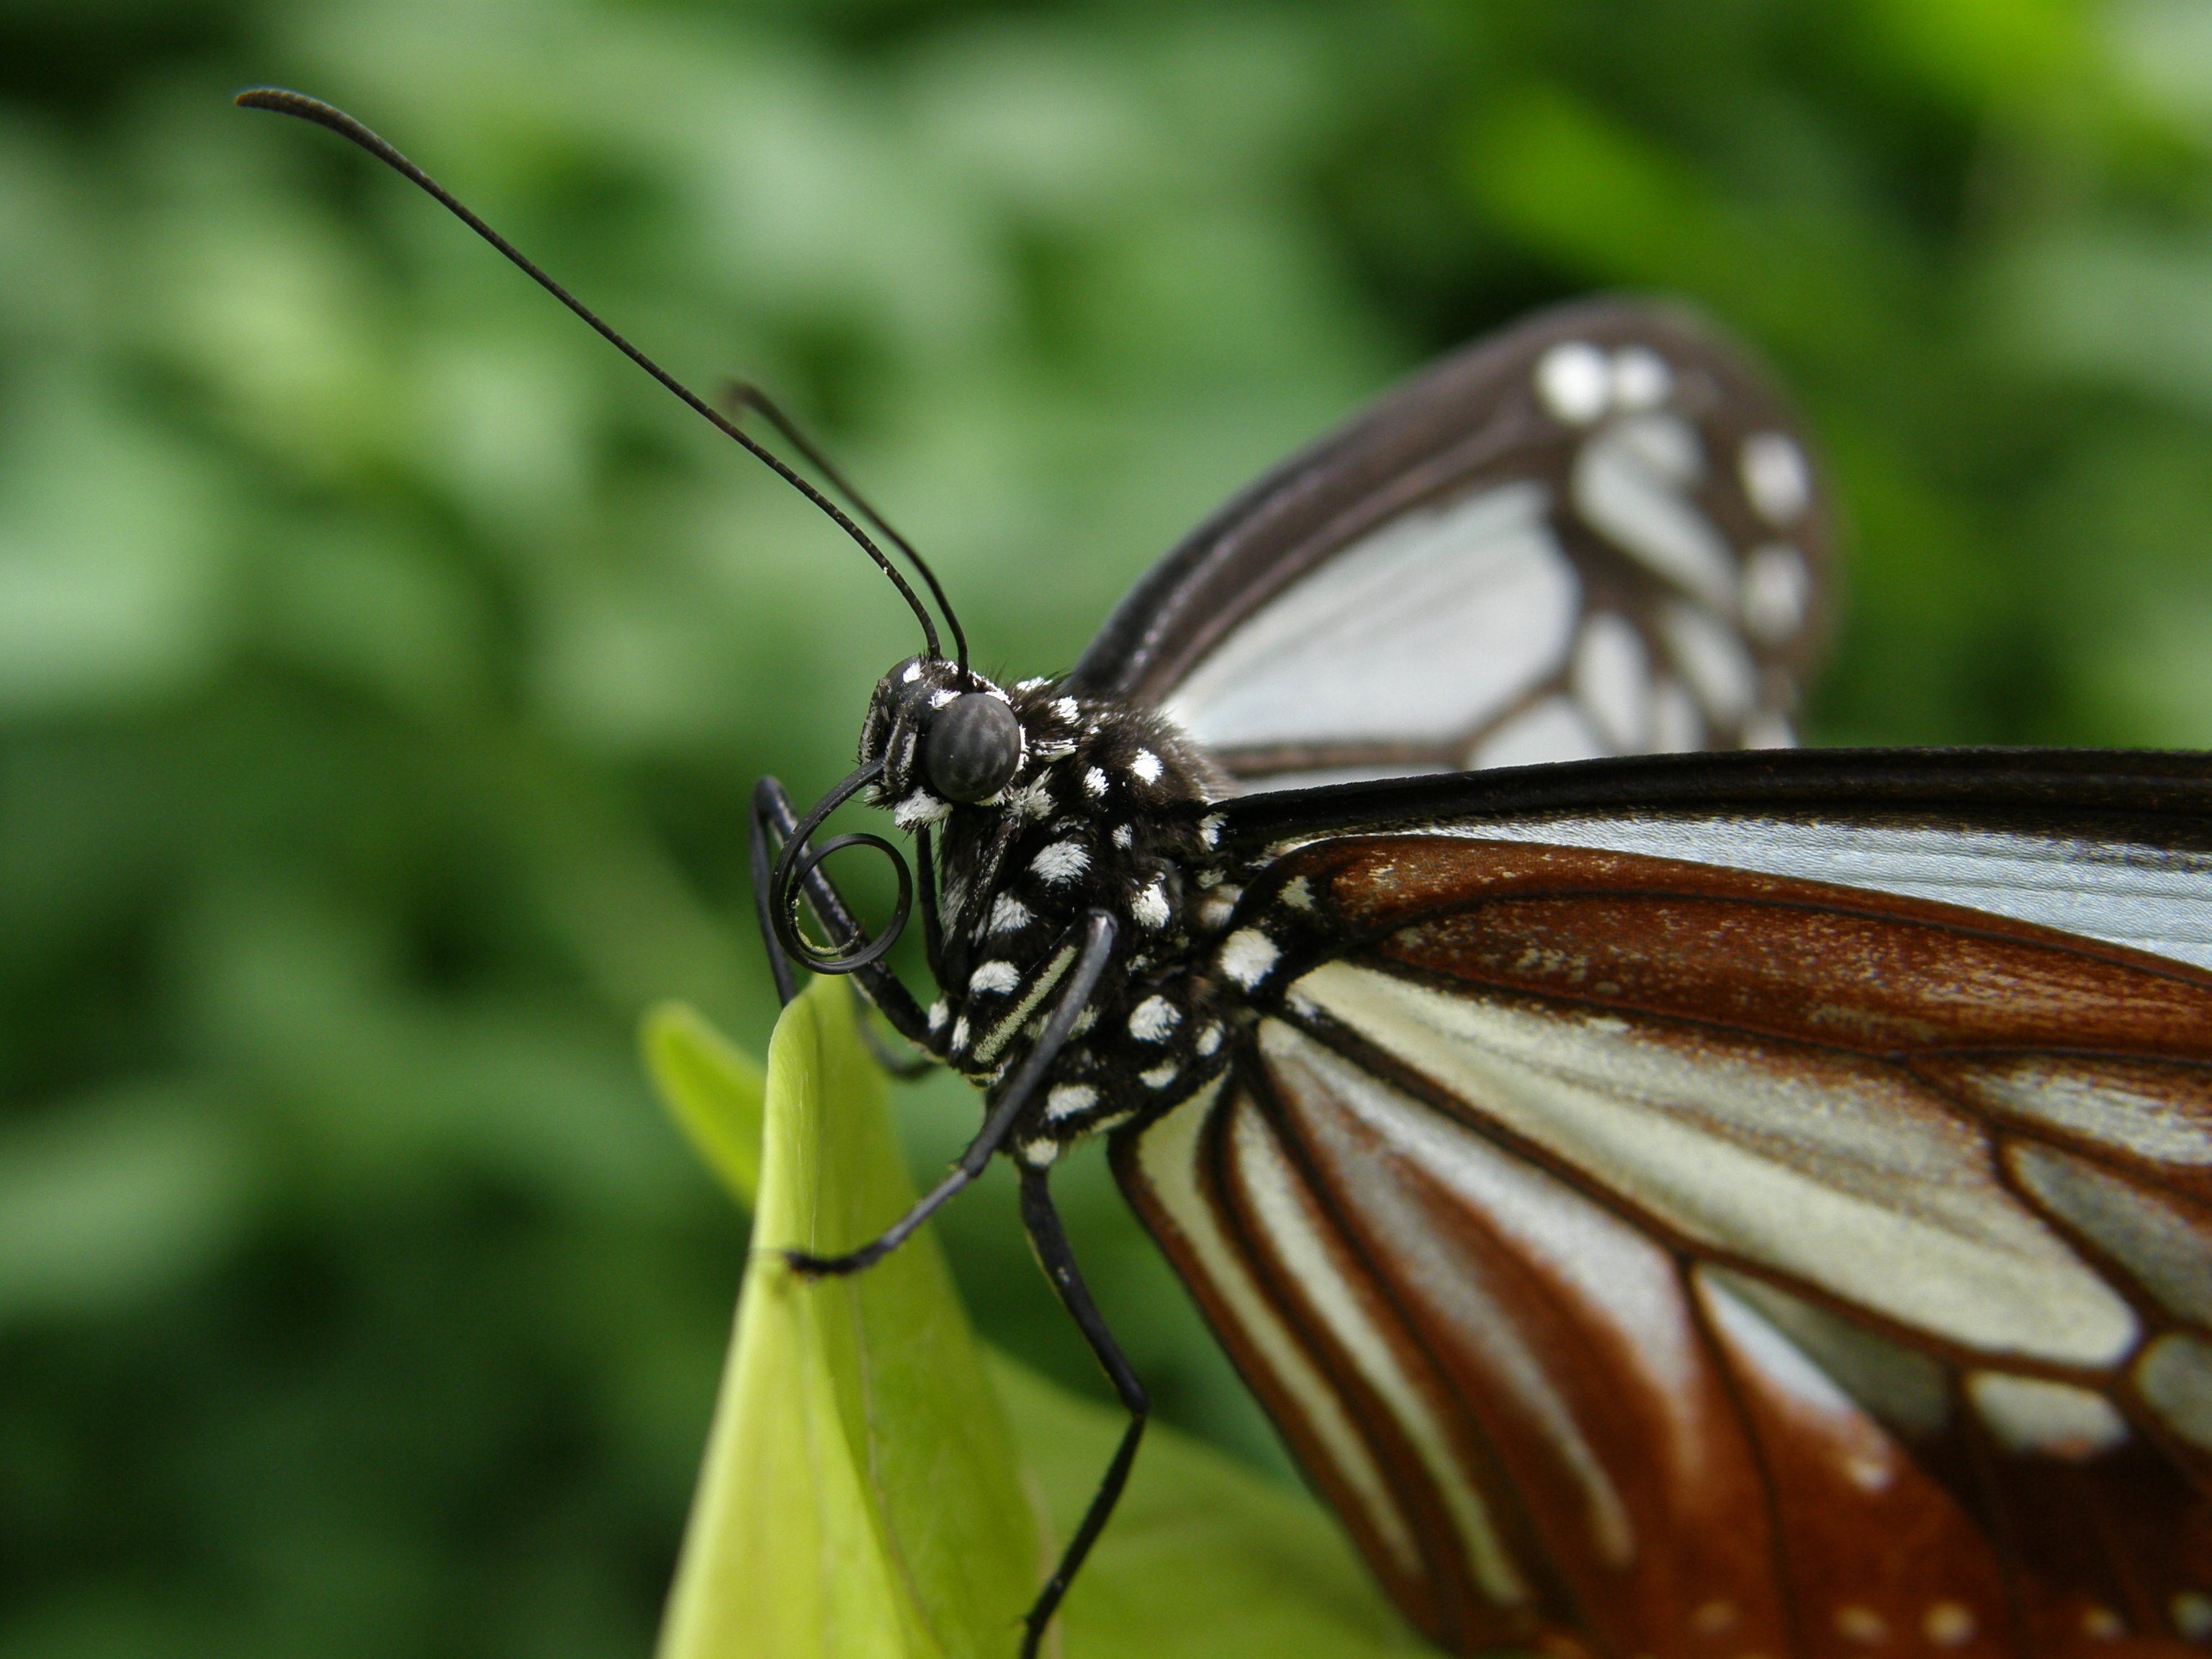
[1572,612,1652,751]
[1264,1019,1688,1552]
[1144,333,1827,791]
[1128,1080,1424,1573]
[1961,1058,2212,1166]
[1292,960,2141,1367]
[2134,1334,2212,1453]
[1404,814,2212,972]
[1697,1272,1906,1491]
[1470,697,1605,769]
[2005,1139,2212,1323]
[1658,600,1758,724]
[1572,413,1737,614]
[1742,543,1813,643]
[1964,1371,2129,1458]
[1226,1100,1532,1604]
[1740,431,1812,525]
[1163,482,1578,750]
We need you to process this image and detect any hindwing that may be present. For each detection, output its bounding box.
[1070,298,1834,789]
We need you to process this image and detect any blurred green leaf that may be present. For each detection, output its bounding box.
[642,999,768,1209]
[0,1084,255,1323]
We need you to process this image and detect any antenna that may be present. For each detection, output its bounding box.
[718,380,967,671]
[236,87,963,665]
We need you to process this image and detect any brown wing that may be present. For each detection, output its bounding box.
[1069,298,1837,791]
[1115,835,2212,1658]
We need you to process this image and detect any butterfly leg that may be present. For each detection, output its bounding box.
[748,778,802,1006]
[786,909,1119,1279]
[750,775,935,1044]
[1015,1161,1147,1658]
[848,983,937,1080]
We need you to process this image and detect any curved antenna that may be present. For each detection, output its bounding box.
[719,381,968,671]
[235,87,954,662]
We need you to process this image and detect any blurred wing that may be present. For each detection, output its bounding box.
[1070,298,1833,791]
[1117,751,2212,1658]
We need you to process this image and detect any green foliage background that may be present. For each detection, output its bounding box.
[6,1,2212,1653]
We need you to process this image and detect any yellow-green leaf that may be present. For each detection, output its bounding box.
[648,987,1428,1657]
[642,999,768,1208]
[655,977,1041,1659]
[997,1357,1431,1658]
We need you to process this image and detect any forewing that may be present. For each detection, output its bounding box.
[1118,791,2212,1658]
[1070,298,1833,790]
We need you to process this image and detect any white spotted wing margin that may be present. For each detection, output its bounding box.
[1114,747,2212,1659]
[1069,297,1834,792]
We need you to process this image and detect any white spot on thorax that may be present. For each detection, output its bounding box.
[987,893,1033,935]
[1084,766,1107,799]
[1199,813,1223,848]
[902,660,923,683]
[968,960,1020,995]
[1111,824,1133,849]
[1032,841,1089,884]
[1128,997,1181,1042]
[927,999,948,1030]
[1220,929,1280,987]
[1130,879,1170,930]
[1046,1084,1097,1120]
[894,791,950,830]
[1053,697,1079,721]
[1537,340,1610,423]
[1130,748,1162,783]
[1142,1060,1180,1089]
[1195,1023,1223,1057]
[930,687,960,708]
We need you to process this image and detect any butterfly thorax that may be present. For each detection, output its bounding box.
[860,657,1242,1160]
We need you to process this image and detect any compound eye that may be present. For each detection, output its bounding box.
[923,694,1022,804]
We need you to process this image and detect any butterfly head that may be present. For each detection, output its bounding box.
[861,657,1061,830]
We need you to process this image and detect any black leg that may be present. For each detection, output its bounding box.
[751,775,936,1045]
[1015,1163,1148,1659]
[786,910,1118,1278]
[749,778,800,1007]
[849,982,936,1080]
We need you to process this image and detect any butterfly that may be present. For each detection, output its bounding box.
[240,89,2212,1659]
